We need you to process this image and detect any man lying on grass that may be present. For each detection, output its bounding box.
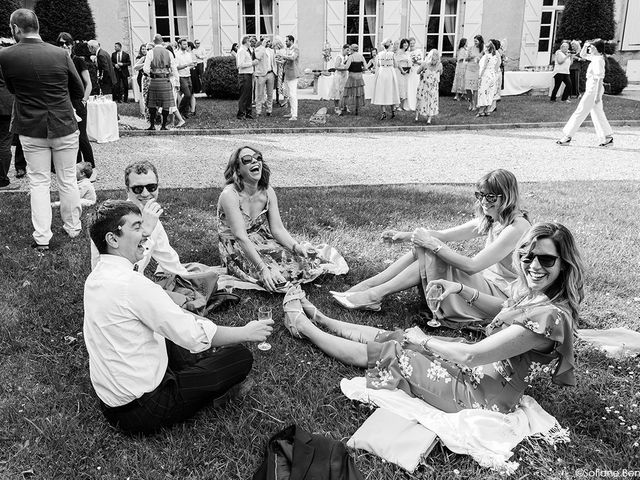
[84,200,273,434]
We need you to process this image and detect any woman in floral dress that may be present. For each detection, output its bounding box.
[217,146,347,292]
[415,49,442,123]
[465,35,484,111]
[452,38,468,101]
[476,41,500,117]
[283,222,583,414]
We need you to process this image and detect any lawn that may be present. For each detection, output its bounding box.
[117,94,640,130]
[0,181,638,479]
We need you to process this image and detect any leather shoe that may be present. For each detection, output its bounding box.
[15,169,26,178]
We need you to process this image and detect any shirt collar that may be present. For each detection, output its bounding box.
[20,37,43,44]
[97,254,136,270]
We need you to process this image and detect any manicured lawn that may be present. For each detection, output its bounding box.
[118,94,640,130]
[0,181,638,478]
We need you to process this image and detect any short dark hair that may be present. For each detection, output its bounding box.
[224,146,270,192]
[286,35,295,43]
[57,32,73,45]
[124,160,158,187]
[115,41,122,48]
[241,36,250,46]
[89,200,141,254]
[10,9,39,34]
[399,38,410,50]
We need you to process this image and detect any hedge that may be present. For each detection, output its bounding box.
[0,0,21,38]
[34,0,96,42]
[203,56,239,100]
[439,57,456,97]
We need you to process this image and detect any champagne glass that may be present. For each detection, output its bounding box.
[257,306,272,351]
[425,284,443,328]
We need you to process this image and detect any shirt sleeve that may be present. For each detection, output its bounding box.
[148,221,189,275]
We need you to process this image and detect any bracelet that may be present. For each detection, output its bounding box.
[432,244,443,255]
[420,336,433,348]
[466,289,480,305]
[456,282,464,294]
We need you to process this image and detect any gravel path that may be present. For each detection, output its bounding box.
[4,126,639,192]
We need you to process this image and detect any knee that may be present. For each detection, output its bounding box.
[226,344,254,376]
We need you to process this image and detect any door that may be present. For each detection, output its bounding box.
[219,0,240,54]
[520,0,543,68]
[191,0,213,50]
[326,0,346,51]
[129,0,152,50]
[382,0,402,43]
[278,0,297,38]
[408,0,427,49]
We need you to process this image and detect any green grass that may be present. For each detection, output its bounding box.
[118,95,640,130]
[1,182,639,479]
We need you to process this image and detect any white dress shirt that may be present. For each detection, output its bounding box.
[236,46,254,74]
[84,254,217,407]
[174,49,194,78]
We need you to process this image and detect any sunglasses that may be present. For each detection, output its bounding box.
[241,153,263,165]
[520,252,559,268]
[130,183,158,194]
[474,191,503,204]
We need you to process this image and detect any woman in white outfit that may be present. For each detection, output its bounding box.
[557,39,613,147]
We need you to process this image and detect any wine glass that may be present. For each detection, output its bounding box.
[257,306,272,351]
[425,284,443,328]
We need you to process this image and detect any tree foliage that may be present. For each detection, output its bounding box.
[557,0,616,44]
[0,0,22,38]
[34,0,96,43]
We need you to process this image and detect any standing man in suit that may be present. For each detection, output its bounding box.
[88,39,117,98]
[236,36,258,120]
[111,42,131,103]
[0,9,84,250]
[277,35,300,121]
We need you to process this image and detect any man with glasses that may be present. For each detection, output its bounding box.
[111,42,131,103]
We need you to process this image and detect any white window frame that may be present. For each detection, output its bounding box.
[153,0,190,43]
[536,0,565,65]
[345,0,378,59]
[241,0,275,39]
[426,0,458,57]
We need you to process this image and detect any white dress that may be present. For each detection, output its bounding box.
[406,49,423,110]
[477,54,499,107]
[371,50,400,105]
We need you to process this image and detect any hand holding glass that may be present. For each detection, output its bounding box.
[425,284,443,328]
[257,306,272,351]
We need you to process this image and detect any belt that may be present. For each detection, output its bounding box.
[150,73,170,78]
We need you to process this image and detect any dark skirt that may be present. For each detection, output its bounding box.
[147,77,174,109]
[342,72,366,108]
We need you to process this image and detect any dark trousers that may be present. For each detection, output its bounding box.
[99,78,113,95]
[237,73,253,117]
[100,342,253,435]
[73,101,95,167]
[12,134,26,173]
[190,64,203,94]
[550,73,572,101]
[0,117,11,186]
[570,67,581,97]
[178,76,193,114]
[113,71,129,102]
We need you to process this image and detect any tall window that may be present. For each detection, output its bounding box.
[155,0,189,42]
[346,0,377,58]
[537,0,565,64]
[242,0,274,38]
[426,0,457,56]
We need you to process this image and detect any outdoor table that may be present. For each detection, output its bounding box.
[501,71,554,96]
[86,97,119,143]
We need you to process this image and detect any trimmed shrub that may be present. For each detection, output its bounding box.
[203,56,239,100]
[0,0,21,38]
[439,57,456,97]
[557,0,615,44]
[577,56,628,95]
[34,0,96,43]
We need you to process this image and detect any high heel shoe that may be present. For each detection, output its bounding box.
[556,136,572,145]
[283,285,308,339]
[300,297,321,324]
[379,112,387,120]
[599,136,613,147]
[332,292,382,312]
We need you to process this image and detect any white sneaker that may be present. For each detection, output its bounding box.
[288,117,297,121]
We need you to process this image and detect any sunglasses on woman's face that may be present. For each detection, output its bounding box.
[130,183,158,194]
[474,191,503,204]
[241,153,262,165]
[520,252,559,268]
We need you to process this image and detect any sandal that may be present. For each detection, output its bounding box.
[282,285,308,339]
[556,136,571,145]
[599,136,613,147]
[300,297,321,324]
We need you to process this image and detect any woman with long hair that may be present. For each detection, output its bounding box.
[366,47,378,73]
[557,39,614,147]
[135,44,147,91]
[217,146,346,292]
[415,49,442,124]
[283,222,583,414]
[452,38,468,101]
[465,35,484,111]
[371,38,400,120]
[394,38,411,110]
[341,44,367,116]
[331,169,530,328]
[476,41,499,117]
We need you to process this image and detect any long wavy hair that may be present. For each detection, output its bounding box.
[474,169,527,234]
[474,34,485,53]
[224,146,271,192]
[511,222,584,324]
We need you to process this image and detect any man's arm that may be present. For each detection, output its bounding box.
[143,49,153,74]
[122,52,131,68]
[175,51,194,73]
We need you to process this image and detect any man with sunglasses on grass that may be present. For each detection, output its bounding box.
[90,160,220,314]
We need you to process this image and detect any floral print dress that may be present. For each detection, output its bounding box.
[365,295,576,414]
[416,62,442,117]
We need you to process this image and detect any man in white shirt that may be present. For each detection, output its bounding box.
[85,200,273,434]
[174,38,196,117]
[254,37,277,116]
[236,35,258,119]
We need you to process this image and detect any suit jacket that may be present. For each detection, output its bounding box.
[0,66,14,119]
[253,425,364,480]
[111,50,131,77]
[282,45,301,81]
[96,48,117,84]
[0,37,83,138]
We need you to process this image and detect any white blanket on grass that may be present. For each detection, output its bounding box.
[340,377,569,475]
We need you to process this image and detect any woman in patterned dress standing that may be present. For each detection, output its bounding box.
[415,49,442,124]
[465,35,484,111]
[452,38,468,101]
[476,41,500,117]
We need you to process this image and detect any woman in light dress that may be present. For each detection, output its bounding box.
[394,38,411,111]
[415,49,442,124]
[452,38,468,101]
[465,35,484,111]
[476,41,500,117]
[371,38,400,120]
[329,44,350,114]
[406,37,423,111]
[557,39,614,147]
[341,44,367,116]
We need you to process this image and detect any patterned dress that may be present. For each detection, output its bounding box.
[477,54,500,107]
[416,62,442,117]
[366,295,576,414]
[329,55,349,101]
[452,47,468,94]
[464,46,482,91]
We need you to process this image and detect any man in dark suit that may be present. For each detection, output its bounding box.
[88,39,116,97]
[0,8,84,250]
[111,42,131,102]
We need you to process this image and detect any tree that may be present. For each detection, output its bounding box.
[0,0,22,38]
[34,0,96,43]
[556,0,616,44]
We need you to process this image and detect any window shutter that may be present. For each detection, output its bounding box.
[191,0,213,50]
[278,0,298,38]
[462,0,483,41]
[129,0,152,49]
[519,0,543,68]
[382,0,402,42]
[621,0,640,51]
[325,0,346,51]
[219,0,240,53]
[408,0,427,49]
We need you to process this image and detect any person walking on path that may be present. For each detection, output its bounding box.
[550,42,573,103]
[557,39,613,147]
[0,9,84,250]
